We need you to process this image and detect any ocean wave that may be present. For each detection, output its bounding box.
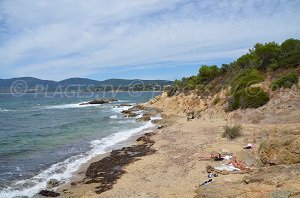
[0,121,155,198]
[109,115,118,119]
[0,108,10,112]
[112,105,133,113]
[42,102,103,110]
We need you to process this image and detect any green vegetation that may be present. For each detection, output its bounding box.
[169,38,299,111]
[222,125,242,140]
[213,95,221,105]
[270,72,299,91]
[227,87,269,111]
[231,69,264,92]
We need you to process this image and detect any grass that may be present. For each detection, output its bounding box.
[222,125,242,140]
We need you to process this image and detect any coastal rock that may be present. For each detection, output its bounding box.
[121,110,138,117]
[136,115,151,122]
[38,190,60,197]
[80,98,118,105]
[259,133,300,165]
[46,179,59,189]
[243,163,300,185]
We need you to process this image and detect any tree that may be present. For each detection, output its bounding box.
[198,65,219,84]
[254,42,280,69]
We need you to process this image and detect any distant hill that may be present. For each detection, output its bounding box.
[58,78,102,86]
[0,77,173,91]
[0,77,57,88]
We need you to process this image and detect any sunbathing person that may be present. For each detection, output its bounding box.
[198,152,224,161]
[226,156,250,171]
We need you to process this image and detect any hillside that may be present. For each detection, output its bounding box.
[144,38,300,197]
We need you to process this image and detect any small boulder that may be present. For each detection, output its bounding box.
[38,190,60,197]
[136,115,151,122]
[46,179,59,189]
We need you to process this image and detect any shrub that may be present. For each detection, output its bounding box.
[227,87,269,111]
[213,96,220,105]
[222,125,242,140]
[231,69,264,93]
[270,72,298,91]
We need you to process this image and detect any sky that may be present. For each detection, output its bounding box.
[0,0,299,81]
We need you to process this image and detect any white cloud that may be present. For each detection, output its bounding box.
[0,0,299,80]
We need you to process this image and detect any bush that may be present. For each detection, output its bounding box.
[231,69,264,93]
[227,87,269,111]
[213,96,220,105]
[222,125,242,140]
[270,72,298,91]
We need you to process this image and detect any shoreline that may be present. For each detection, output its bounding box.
[57,130,154,193]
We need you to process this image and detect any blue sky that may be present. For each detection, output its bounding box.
[0,0,299,81]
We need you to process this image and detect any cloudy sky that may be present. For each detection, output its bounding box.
[0,0,299,81]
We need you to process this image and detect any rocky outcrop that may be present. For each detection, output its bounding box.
[259,131,300,165]
[136,114,151,122]
[243,163,300,186]
[80,98,118,105]
[121,110,138,117]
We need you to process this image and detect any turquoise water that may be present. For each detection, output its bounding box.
[0,92,160,197]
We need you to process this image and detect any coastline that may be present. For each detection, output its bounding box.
[55,92,300,197]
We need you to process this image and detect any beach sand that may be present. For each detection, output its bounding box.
[57,116,251,197]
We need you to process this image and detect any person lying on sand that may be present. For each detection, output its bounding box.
[198,152,225,161]
[226,156,250,171]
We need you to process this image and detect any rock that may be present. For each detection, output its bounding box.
[121,110,138,117]
[46,179,59,189]
[38,190,60,197]
[119,103,132,107]
[259,133,300,165]
[236,150,261,167]
[136,115,151,122]
[80,98,118,105]
[157,125,165,129]
[220,149,231,155]
[243,163,300,185]
[268,190,291,198]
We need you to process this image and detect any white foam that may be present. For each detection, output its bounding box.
[109,115,118,119]
[43,102,102,110]
[0,121,155,198]
[0,108,10,112]
[112,105,133,113]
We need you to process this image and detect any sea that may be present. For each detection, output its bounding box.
[0,91,161,197]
